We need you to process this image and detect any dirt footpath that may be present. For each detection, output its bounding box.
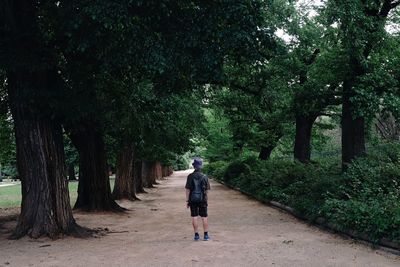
[0,170,399,267]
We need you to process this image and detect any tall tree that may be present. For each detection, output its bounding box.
[326,0,400,166]
[1,1,81,238]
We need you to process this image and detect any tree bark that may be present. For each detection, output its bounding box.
[162,165,169,178]
[258,146,274,160]
[69,122,123,211]
[342,80,365,167]
[7,70,80,239]
[293,49,321,164]
[112,143,137,200]
[155,162,163,180]
[68,163,76,181]
[151,162,159,184]
[375,112,400,140]
[134,161,146,193]
[294,115,317,163]
[142,161,157,188]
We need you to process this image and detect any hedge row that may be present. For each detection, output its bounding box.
[204,145,400,244]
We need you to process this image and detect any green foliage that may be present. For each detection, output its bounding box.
[203,161,229,180]
[0,113,16,178]
[64,135,78,167]
[322,143,400,241]
[210,143,400,242]
[54,0,272,164]
[211,156,341,217]
[172,153,190,171]
[223,159,252,183]
[201,109,235,162]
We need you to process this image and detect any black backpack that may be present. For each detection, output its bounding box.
[190,174,206,204]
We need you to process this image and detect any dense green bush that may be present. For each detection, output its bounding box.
[1,165,18,179]
[173,154,190,171]
[321,154,400,242]
[203,161,228,179]
[206,143,400,243]
[223,159,251,182]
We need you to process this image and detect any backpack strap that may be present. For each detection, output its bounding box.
[200,174,207,191]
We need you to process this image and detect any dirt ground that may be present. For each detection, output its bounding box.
[0,170,399,267]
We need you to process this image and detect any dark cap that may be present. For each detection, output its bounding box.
[192,157,203,168]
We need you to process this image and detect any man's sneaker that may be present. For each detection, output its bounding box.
[204,233,210,241]
[194,233,200,241]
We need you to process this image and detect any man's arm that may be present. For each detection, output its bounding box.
[186,189,190,208]
[185,175,191,208]
[205,176,211,191]
[186,189,190,202]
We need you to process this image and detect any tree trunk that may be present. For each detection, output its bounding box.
[151,162,159,184]
[162,165,168,178]
[142,161,157,188]
[375,112,400,141]
[294,115,317,163]
[342,80,365,168]
[258,146,274,160]
[68,163,76,181]
[134,161,146,193]
[112,143,137,200]
[141,161,150,188]
[155,162,163,180]
[69,122,123,211]
[7,70,80,239]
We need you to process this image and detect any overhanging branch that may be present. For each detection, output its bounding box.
[391,0,400,9]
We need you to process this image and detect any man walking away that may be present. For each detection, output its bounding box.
[185,157,211,241]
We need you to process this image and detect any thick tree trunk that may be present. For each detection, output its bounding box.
[155,162,163,180]
[142,161,157,188]
[342,80,365,167]
[69,122,123,211]
[151,162,159,184]
[134,161,146,193]
[112,144,137,200]
[164,165,171,177]
[141,161,150,188]
[258,146,274,160]
[162,165,169,178]
[294,115,317,163]
[68,163,76,181]
[7,70,80,239]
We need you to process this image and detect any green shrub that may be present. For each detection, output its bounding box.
[1,165,18,179]
[209,144,400,242]
[203,161,228,180]
[223,160,251,182]
[173,155,190,171]
[321,153,400,242]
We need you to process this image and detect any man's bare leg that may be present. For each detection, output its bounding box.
[201,217,209,232]
[192,217,199,233]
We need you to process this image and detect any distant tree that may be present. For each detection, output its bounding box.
[325,0,400,167]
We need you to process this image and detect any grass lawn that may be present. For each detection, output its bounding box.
[0,179,115,208]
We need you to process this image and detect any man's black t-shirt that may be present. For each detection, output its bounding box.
[185,170,210,205]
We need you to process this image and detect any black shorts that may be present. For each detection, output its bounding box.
[190,203,208,217]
